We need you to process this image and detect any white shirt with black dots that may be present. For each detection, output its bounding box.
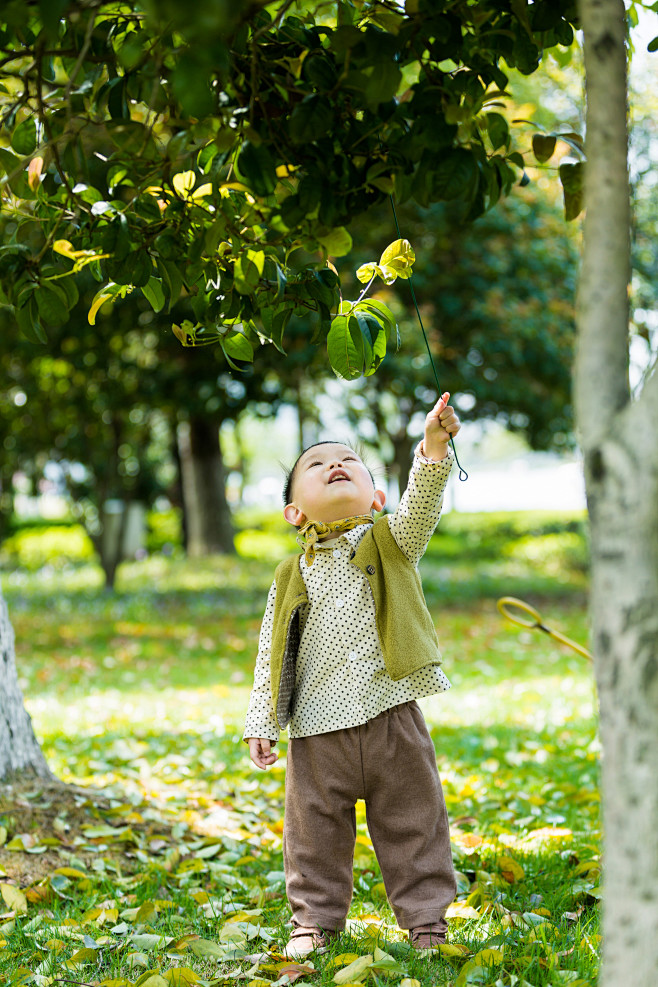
[243,444,454,742]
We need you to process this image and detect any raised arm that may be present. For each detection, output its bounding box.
[388,393,460,566]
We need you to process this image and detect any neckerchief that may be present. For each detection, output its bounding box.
[296,514,373,566]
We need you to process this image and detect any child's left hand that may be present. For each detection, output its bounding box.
[423,391,461,461]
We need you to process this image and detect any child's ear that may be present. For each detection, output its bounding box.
[372,489,386,512]
[284,504,305,527]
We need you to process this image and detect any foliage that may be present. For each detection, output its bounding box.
[1,513,597,985]
[0,0,581,374]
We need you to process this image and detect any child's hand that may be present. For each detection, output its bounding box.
[247,737,279,770]
[423,391,461,461]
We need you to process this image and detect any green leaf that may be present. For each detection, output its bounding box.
[432,149,479,200]
[559,161,584,221]
[354,310,386,375]
[318,228,353,257]
[0,148,31,196]
[234,250,265,295]
[142,277,166,313]
[238,142,277,196]
[35,283,69,327]
[157,258,183,310]
[289,95,334,143]
[327,314,363,380]
[15,294,47,343]
[485,112,509,151]
[648,36,658,52]
[11,117,37,155]
[532,134,557,163]
[221,330,254,368]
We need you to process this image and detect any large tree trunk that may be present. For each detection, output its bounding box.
[576,2,658,983]
[0,590,53,781]
[177,416,234,556]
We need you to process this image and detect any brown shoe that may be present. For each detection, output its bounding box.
[284,926,330,959]
[410,923,447,950]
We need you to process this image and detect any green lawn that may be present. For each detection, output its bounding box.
[0,511,599,987]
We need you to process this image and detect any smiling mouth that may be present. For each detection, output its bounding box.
[328,470,350,483]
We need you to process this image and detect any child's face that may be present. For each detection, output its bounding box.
[284,443,386,527]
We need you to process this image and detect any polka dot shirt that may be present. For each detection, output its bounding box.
[243,444,453,742]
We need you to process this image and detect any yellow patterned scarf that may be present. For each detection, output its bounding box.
[296,514,373,566]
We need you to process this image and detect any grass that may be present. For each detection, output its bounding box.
[0,511,599,987]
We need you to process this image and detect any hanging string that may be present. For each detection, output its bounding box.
[389,195,468,481]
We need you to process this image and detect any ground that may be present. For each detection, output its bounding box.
[0,510,600,986]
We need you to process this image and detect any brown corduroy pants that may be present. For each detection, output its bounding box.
[282,700,457,931]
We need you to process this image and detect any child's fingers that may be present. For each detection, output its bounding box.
[248,738,278,770]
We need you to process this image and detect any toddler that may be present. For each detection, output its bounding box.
[244,392,460,958]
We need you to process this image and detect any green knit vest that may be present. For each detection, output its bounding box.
[270,515,443,728]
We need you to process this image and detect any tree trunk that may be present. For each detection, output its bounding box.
[177,416,234,556]
[576,2,658,983]
[0,590,53,781]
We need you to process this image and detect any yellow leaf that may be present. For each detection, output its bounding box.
[446,901,480,920]
[88,289,115,325]
[333,954,373,984]
[0,884,27,914]
[522,827,572,843]
[0,939,6,949]
[52,867,87,879]
[190,183,213,200]
[67,947,99,966]
[172,171,196,196]
[136,976,169,987]
[574,860,600,876]
[378,238,415,275]
[437,944,471,958]
[497,854,525,882]
[471,948,504,964]
[276,164,299,178]
[136,901,157,923]
[190,891,209,904]
[452,833,483,849]
[98,981,133,987]
[53,239,77,259]
[45,940,67,952]
[164,970,201,985]
[326,954,361,970]
[355,262,378,284]
[400,981,420,987]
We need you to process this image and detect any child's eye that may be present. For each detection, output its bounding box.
[308,461,322,468]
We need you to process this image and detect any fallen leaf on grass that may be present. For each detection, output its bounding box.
[497,855,525,883]
[438,944,471,958]
[135,974,169,987]
[445,901,480,920]
[276,962,317,983]
[326,955,361,970]
[333,954,374,984]
[164,969,201,985]
[0,884,28,914]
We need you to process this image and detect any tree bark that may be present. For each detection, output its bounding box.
[177,416,234,556]
[577,2,658,983]
[0,589,53,782]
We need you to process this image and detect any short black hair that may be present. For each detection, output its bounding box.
[282,440,374,508]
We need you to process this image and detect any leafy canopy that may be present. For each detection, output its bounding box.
[0,0,580,375]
